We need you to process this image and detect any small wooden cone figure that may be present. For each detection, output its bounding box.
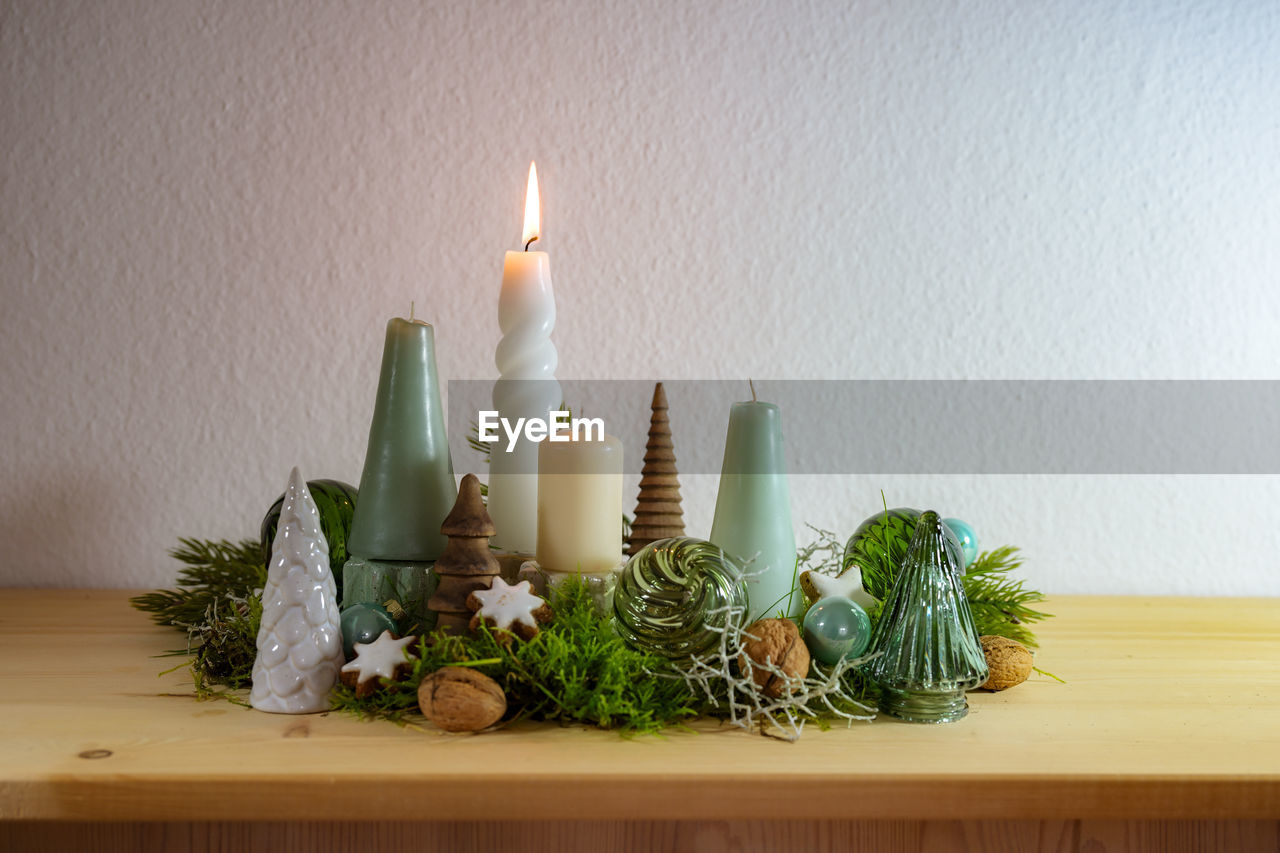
[626,382,686,556]
[250,468,344,713]
[427,473,501,634]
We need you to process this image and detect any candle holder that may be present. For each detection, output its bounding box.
[536,563,621,616]
[341,558,438,636]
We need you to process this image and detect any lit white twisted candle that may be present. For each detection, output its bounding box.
[489,163,562,553]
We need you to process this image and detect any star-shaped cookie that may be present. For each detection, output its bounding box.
[339,631,418,698]
[799,567,877,610]
[467,577,553,641]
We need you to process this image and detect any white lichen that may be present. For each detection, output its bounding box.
[671,602,879,743]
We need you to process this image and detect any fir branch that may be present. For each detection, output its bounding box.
[130,538,266,629]
[132,537,266,698]
[961,546,1050,648]
[466,420,492,466]
[796,526,1050,648]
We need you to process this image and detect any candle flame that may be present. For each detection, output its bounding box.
[522,161,540,248]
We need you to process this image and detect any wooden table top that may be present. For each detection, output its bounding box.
[0,590,1277,822]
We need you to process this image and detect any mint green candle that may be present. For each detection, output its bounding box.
[347,318,456,560]
[343,318,456,633]
[709,400,799,621]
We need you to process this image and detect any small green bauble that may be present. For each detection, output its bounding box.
[842,507,964,599]
[802,596,872,665]
[339,602,397,660]
[261,478,357,597]
[613,537,749,659]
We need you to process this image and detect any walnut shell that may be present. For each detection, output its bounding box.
[979,635,1034,691]
[738,618,810,698]
[417,666,507,732]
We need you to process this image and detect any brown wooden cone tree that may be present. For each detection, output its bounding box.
[427,473,500,634]
[627,382,686,556]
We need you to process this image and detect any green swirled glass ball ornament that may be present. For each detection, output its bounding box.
[842,507,965,599]
[612,537,749,659]
[802,596,872,666]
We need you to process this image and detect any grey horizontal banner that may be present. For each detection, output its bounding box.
[446,380,1280,475]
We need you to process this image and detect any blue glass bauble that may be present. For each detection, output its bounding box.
[942,518,978,567]
[802,596,872,665]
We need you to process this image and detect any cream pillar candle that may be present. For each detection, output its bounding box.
[489,163,561,554]
[536,434,624,575]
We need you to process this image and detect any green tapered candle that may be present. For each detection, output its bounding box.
[347,317,457,561]
[709,399,799,620]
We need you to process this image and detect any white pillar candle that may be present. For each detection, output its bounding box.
[489,162,562,554]
[536,434,624,575]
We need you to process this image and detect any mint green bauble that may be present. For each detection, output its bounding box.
[339,602,397,660]
[802,596,872,665]
[842,507,965,599]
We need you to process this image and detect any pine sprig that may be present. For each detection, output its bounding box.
[131,538,266,697]
[130,538,266,628]
[797,526,1050,648]
[961,546,1050,648]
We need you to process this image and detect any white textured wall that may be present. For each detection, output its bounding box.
[2,0,1278,593]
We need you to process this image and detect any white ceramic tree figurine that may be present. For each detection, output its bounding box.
[250,467,344,713]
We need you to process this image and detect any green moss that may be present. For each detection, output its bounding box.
[332,577,700,733]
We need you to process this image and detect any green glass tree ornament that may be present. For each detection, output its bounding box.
[612,537,748,659]
[866,510,988,723]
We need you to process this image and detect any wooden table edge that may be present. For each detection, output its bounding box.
[3,775,1279,822]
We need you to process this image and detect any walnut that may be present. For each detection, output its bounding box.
[979,635,1033,691]
[738,618,810,698]
[417,667,507,732]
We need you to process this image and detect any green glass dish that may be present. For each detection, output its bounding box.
[612,537,748,659]
[865,511,988,723]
